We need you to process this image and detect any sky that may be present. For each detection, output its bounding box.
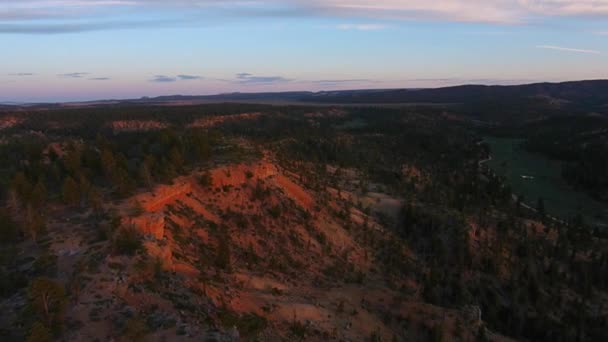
[0,0,607,102]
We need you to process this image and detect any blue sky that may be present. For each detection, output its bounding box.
[0,0,607,102]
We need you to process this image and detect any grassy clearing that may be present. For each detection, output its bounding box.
[485,137,608,227]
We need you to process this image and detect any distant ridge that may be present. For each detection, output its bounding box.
[4,80,608,122]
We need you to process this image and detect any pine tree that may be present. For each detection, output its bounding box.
[216,228,231,271]
[26,322,52,342]
[0,209,19,243]
[12,171,33,205]
[100,148,116,181]
[88,186,103,213]
[62,176,80,206]
[536,197,546,219]
[28,277,67,327]
[139,162,153,189]
[31,179,48,209]
[169,146,184,171]
[24,204,45,243]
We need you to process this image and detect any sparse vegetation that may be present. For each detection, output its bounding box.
[0,100,606,341]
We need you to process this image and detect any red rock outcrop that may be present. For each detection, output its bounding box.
[124,212,165,240]
[109,120,168,134]
[188,112,262,128]
[143,241,173,269]
[138,181,192,212]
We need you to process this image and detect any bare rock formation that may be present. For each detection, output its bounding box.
[138,181,192,212]
[124,212,165,240]
[143,241,173,269]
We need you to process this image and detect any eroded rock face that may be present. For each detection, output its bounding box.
[108,120,168,134]
[188,112,262,128]
[124,212,165,240]
[139,181,192,212]
[143,241,173,269]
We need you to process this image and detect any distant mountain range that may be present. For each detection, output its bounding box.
[3,80,608,122]
[136,79,608,105]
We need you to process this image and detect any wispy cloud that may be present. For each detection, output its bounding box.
[150,74,203,82]
[236,73,291,84]
[89,77,111,81]
[3,0,608,34]
[336,24,386,31]
[9,72,34,76]
[177,74,203,80]
[150,75,177,83]
[312,0,608,23]
[59,72,89,78]
[536,45,601,55]
[0,19,181,34]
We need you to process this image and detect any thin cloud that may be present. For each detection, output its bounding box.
[235,73,291,84]
[177,74,203,80]
[0,19,181,34]
[58,72,89,78]
[89,77,111,81]
[9,73,35,76]
[536,45,601,55]
[312,0,608,23]
[150,74,202,82]
[150,75,177,83]
[3,1,608,33]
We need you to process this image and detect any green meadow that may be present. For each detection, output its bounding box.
[485,137,608,228]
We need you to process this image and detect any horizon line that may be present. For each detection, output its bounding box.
[2,79,607,105]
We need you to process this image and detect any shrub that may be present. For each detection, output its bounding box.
[32,253,58,277]
[26,322,52,342]
[113,225,143,255]
[268,205,281,219]
[28,277,67,329]
[215,229,231,271]
[199,172,213,187]
[0,209,19,243]
[290,318,308,339]
[219,311,267,338]
[62,176,80,206]
[123,317,148,342]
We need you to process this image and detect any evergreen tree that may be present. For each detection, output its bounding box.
[0,209,19,243]
[28,277,67,328]
[31,179,47,209]
[88,186,103,213]
[24,204,45,243]
[100,148,116,181]
[169,146,184,171]
[139,162,153,189]
[536,197,546,219]
[62,176,80,206]
[215,228,231,271]
[11,171,33,205]
[26,322,52,342]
